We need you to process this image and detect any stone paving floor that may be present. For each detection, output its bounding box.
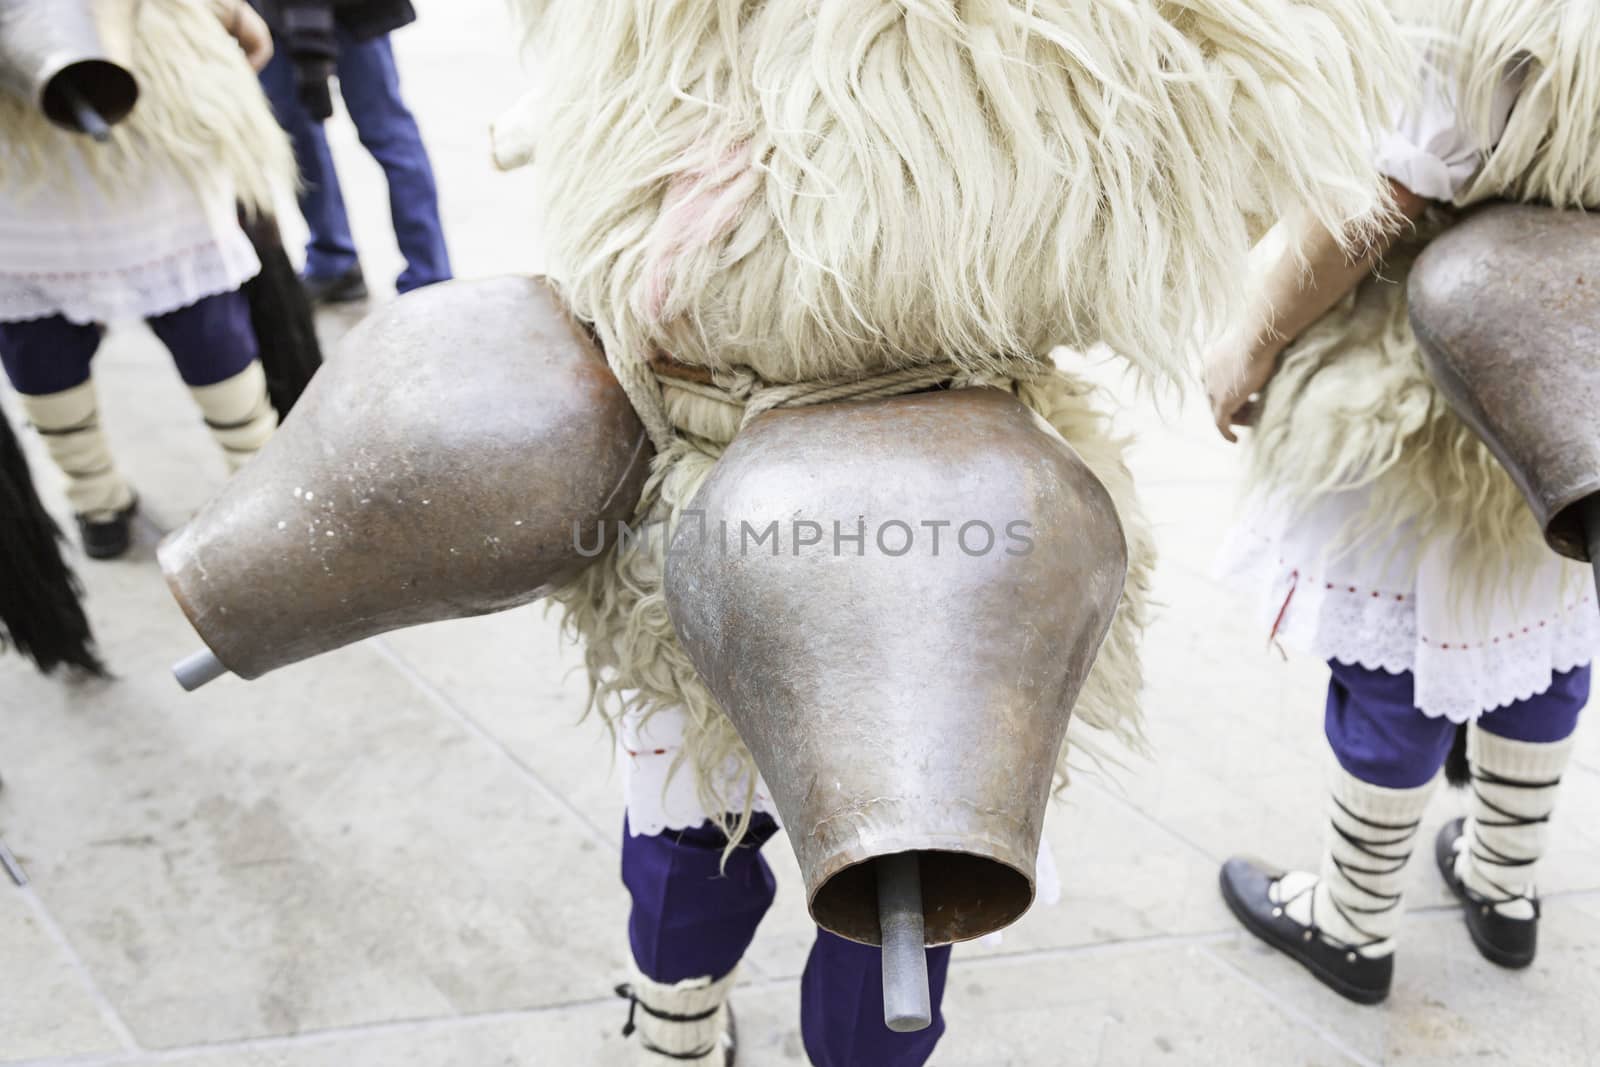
[5,4,1600,1065]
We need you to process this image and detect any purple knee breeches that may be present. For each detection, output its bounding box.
[0,290,258,396]
[1324,660,1590,789]
[621,814,952,1067]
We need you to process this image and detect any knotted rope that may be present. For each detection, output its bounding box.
[651,355,1039,445]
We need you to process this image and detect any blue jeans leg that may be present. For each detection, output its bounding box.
[333,32,451,292]
[260,51,360,281]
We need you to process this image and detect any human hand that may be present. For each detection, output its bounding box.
[225,2,275,72]
[1204,329,1281,444]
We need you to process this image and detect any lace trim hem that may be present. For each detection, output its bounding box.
[1219,525,1598,723]
[0,232,259,325]
[619,703,781,839]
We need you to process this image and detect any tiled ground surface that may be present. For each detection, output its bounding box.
[5,4,1600,1064]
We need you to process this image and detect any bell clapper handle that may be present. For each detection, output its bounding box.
[172,648,229,691]
[1583,495,1600,614]
[877,852,932,1033]
[58,81,111,142]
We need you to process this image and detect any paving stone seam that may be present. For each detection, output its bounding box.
[0,927,1333,1067]
[348,637,779,983]
[15,853,1596,1066]
[737,928,1244,989]
[945,929,1238,970]
[0,993,634,1067]
[1195,943,1385,1067]
[366,636,617,851]
[1080,777,1223,866]
[15,883,143,1056]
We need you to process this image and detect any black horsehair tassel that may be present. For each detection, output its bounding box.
[0,407,104,675]
[1443,723,1472,788]
[238,212,324,418]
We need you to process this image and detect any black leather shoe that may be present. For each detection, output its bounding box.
[1435,817,1538,969]
[1220,857,1394,1004]
[302,265,368,305]
[76,496,137,560]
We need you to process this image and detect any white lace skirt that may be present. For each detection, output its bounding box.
[619,702,781,839]
[1219,487,1599,723]
[0,156,259,325]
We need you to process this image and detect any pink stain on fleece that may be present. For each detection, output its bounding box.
[642,140,760,323]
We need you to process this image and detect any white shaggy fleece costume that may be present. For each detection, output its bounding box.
[495,0,1410,835]
[1221,0,1600,723]
[0,0,292,324]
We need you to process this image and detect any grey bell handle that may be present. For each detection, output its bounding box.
[172,648,229,691]
[58,81,111,142]
[877,852,932,1033]
[1583,495,1600,615]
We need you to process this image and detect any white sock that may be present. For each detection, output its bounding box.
[17,381,134,519]
[618,964,736,1064]
[1274,760,1435,958]
[1457,726,1576,921]
[188,361,277,472]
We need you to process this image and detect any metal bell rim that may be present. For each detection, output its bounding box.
[809,845,1035,947]
[40,58,139,129]
[1544,493,1599,563]
[1413,311,1600,564]
[157,537,251,679]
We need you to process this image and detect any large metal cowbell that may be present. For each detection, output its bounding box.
[1409,203,1600,563]
[0,0,139,133]
[664,387,1128,954]
[160,276,653,685]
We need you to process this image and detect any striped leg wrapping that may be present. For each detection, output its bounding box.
[615,966,735,1064]
[188,361,278,473]
[1274,762,1434,958]
[17,381,133,520]
[1457,727,1576,921]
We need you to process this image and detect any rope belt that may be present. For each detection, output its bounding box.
[649,353,1034,443]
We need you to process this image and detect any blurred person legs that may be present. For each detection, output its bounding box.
[260,29,450,301]
[620,812,951,1066]
[0,291,276,559]
[336,31,450,293]
[261,48,366,302]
